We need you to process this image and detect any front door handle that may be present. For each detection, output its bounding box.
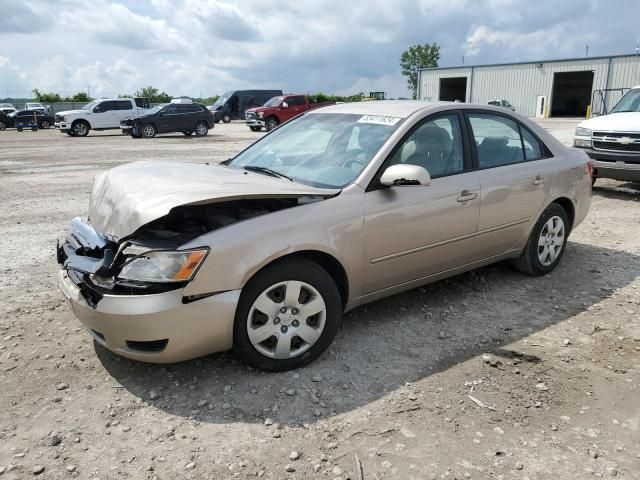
[533,175,546,185]
[457,190,478,203]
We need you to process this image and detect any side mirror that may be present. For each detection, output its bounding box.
[282,102,288,108]
[93,107,101,113]
[380,164,431,187]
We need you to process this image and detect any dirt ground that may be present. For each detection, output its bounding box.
[0,120,639,480]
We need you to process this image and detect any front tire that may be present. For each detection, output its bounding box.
[249,126,262,132]
[141,123,156,138]
[512,203,570,275]
[40,120,51,129]
[194,121,208,136]
[71,120,90,137]
[233,259,342,371]
[265,116,279,131]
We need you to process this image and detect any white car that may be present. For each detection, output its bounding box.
[574,86,640,183]
[55,98,150,137]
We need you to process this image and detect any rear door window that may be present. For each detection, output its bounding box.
[467,113,525,168]
[115,100,133,110]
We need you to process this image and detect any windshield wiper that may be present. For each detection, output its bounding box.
[242,166,293,181]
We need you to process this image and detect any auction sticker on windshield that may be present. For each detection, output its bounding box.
[357,115,402,126]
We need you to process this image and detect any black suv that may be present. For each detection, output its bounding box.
[122,102,214,138]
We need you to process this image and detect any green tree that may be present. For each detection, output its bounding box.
[32,88,62,103]
[400,43,440,99]
[69,92,90,102]
[134,86,171,103]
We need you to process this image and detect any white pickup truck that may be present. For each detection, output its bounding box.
[55,98,150,137]
[574,86,640,184]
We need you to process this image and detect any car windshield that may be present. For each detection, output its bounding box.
[263,96,284,107]
[610,89,640,113]
[213,92,232,107]
[82,100,101,111]
[147,104,168,114]
[228,112,403,188]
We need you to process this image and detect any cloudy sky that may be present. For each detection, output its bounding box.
[1,0,639,99]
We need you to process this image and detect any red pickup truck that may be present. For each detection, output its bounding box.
[245,94,335,131]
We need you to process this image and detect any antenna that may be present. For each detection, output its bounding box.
[585,45,589,57]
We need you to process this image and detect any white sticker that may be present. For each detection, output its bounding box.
[357,115,402,126]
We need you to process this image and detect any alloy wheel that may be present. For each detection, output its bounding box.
[537,215,565,266]
[246,280,326,359]
[73,122,87,136]
[142,125,155,138]
[196,122,207,135]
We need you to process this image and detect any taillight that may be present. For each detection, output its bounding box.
[587,159,594,177]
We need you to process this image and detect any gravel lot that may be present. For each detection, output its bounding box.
[1,120,639,479]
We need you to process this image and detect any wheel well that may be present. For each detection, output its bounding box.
[257,251,349,308]
[72,119,91,128]
[266,115,279,123]
[551,197,575,230]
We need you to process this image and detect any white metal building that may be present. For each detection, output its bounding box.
[418,54,640,118]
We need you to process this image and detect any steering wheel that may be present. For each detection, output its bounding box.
[342,157,365,170]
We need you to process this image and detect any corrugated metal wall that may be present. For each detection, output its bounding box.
[419,55,640,117]
[419,68,471,102]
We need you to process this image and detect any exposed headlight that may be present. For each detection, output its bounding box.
[118,249,208,283]
[63,116,69,122]
[257,112,264,118]
[575,127,592,137]
[574,138,592,148]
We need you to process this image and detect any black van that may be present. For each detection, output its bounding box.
[209,89,282,123]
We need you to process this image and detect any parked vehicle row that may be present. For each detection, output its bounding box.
[0,109,55,130]
[245,94,336,131]
[57,101,592,371]
[121,99,214,138]
[55,98,150,137]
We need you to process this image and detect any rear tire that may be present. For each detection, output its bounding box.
[40,120,51,129]
[182,131,193,136]
[233,259,342,371]
[222,114,231,123]
[141,123,156,138]
[194,121,208,136]
[512,203,570,276]
[249,126,262,132]
[65,131,74,136]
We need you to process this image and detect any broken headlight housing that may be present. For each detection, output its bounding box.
[118,249,208,283]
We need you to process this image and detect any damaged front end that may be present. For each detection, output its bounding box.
[57,217,198,308]
[57,197,302,308]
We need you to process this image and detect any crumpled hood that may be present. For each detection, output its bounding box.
[579,112,640,132]
[88,161,339,240]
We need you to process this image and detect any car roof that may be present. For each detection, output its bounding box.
[312,100,450,118]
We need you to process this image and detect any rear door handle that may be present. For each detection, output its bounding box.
[457,190,478,203]
[533,175,546,185]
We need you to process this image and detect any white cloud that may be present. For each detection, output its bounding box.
[0,0,638,99]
